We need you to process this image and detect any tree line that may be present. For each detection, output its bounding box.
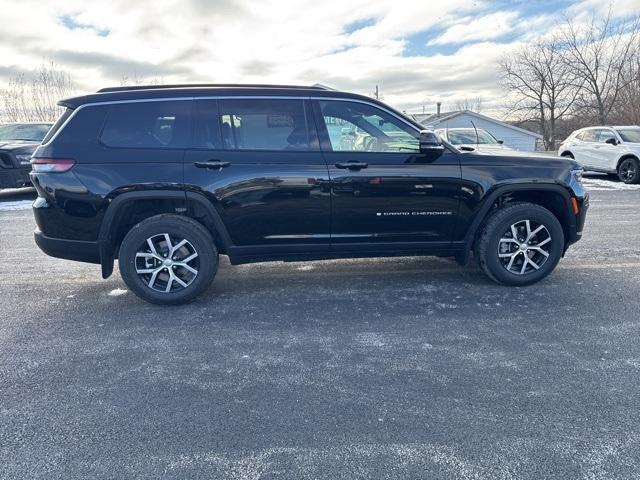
[500,10,640,150]
[0,62,74,123]
[0,65,162,123]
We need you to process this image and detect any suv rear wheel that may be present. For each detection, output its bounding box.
[119,214,218,304]
[618,157,640,184]
[476,202,564,286]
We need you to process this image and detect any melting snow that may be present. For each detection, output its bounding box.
[108,288,128,297]
[0,200,32,211]
[583,178,640,191]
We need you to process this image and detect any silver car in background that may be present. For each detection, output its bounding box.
[435,127,513,154]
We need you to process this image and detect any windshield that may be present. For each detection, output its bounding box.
[445,129,499,145]
[615,128,640,143]
[0,123,51,142]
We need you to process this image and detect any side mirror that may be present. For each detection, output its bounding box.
[497,139,504,144]
[605,137,617,145]
[419,130,444,153]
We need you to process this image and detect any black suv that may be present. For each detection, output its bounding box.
[30,84,588,304]
[0,123,52,188]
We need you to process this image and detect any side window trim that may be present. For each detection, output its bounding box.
[189,99,223,151]
[310,100,333,151]
[303,100,320,151]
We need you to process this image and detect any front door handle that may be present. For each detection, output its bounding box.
[193,160,230,169]
[335,161,368,170]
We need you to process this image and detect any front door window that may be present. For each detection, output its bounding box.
[318,101,419,154]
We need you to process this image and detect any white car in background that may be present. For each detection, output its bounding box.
[558,126,640,184]
[435,127,513,153]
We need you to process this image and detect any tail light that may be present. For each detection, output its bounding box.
[30,158,75,173]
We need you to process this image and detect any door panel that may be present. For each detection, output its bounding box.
[327,152,462,244]
[313,100,461,246]
[578,130,599,168]
[594,129,620,171]
[184,98,331,249]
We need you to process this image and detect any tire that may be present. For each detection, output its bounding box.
[118,214,218,305]
[561,152,574,159]
[617,157,640,184]
[475,202,564,286]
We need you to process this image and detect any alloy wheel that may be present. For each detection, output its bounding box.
[619,159,637,183]
[134,233,199,293]
[497,219,552,275]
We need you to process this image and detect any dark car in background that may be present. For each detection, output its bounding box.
[0,122,52,189]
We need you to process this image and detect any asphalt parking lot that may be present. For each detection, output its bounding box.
[1,176,639,479]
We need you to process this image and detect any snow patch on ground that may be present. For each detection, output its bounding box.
[108,288,128,297]
[583,178,640,191]
[0,200,32,211]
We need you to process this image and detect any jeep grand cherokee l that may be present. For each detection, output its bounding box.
[30,84,588,304]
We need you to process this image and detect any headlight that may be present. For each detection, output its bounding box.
[571,168,583,183]
[15,154,32,165]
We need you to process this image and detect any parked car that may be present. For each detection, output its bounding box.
[30,84,588,304]
[0,122,52,189]
[558,126,640,184]
[434,127,513,153]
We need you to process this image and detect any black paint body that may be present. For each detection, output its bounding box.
[29,86,588,274]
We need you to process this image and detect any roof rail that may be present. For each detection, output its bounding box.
[97,83,334,93]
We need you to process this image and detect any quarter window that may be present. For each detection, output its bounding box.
[100,101,191,149]
[218,99,309,151]
[577,130,597,142]
[319,100,419,153]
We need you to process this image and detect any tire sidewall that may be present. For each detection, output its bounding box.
[119,216,217,304]
[618,158,640,184]
[483,207,564,286]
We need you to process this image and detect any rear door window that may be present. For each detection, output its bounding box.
[100,101,191,149]
[218,99,310,151]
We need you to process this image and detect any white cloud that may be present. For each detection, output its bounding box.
[427,11,520,46]
[0,0,636,116]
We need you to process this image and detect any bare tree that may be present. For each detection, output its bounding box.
[500,37,581,149]
[454,97,483,112]
[0,62,73,122]
[560,11,640,124]
[610,50,640,124]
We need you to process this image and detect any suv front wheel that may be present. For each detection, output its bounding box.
[118,214,218,304]
[476,202,564,286]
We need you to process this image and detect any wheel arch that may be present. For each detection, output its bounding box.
[98,190,232,279]
[458,183,576,265]
[616,153,639,170]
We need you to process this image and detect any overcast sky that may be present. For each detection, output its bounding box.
[0,0,637,116]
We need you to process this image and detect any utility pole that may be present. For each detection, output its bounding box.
[374,85,379,99]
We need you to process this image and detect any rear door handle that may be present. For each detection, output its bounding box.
[193,160,230,169]
[335,161,368,170]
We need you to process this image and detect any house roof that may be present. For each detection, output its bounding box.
[412,109,543,139]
